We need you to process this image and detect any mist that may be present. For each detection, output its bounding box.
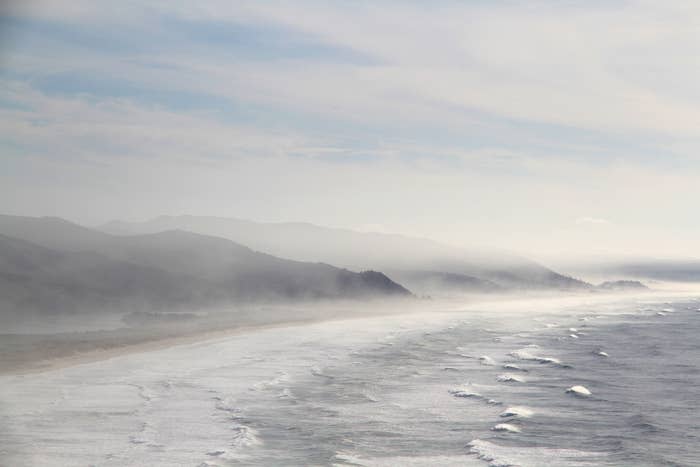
[3,1,700,466]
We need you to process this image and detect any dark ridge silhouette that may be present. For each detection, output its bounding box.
[387,270,504,295]
[99,215,591,291]
[596,280,648,291]
[0,215,411,316]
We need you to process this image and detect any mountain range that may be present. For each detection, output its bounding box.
[0,215,410,316]
[0,213,596,318]
[101,215,590,293]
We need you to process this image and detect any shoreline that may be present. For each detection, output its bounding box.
[3,288,696,377]
[0,319,313,377]
[1,298,433,377]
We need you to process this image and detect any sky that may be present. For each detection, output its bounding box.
[1,0,699,260]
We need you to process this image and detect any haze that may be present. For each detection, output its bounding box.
[2,1,699,260]
[4,4,700,466]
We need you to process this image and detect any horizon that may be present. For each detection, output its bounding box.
[1,211,698,267]
[2,1,700,258]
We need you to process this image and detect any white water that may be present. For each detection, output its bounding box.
[2,292,700,466]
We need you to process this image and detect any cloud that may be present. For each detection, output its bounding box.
[575,217,611,225]
[6,1,700,143]
[142,0,700,137]
[1,1,700,257]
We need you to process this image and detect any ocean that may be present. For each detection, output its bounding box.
[1,294,699,466]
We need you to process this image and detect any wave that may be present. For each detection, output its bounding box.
[566,385,592,396]
[230,425,261,448]
[509,348,565,366]
[333,452,484,466]
[502,363,527,372]
[449,388,482,399]
[491,423,521,433]
[213,396,241,415]
[310,366,333,379]
[251,371,291,391]
[129,383,157,403]
[479,356,496,366]
[496,374,526,383]
[198,425,262,465]
[500,406,534,418]
[468,439,606,467]
[449,387,501,405]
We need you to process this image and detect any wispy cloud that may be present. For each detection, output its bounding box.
[575,217,611,225]
[1,1,699,256]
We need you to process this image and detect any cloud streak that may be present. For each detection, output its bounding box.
[1,1,699,257]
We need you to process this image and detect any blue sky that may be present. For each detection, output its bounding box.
[1,0,699,258]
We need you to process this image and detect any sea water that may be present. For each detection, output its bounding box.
[1,295,699,466]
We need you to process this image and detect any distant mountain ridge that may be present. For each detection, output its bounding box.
[0,215,411,315]
[596,280,648,291]
[100,215,590,292]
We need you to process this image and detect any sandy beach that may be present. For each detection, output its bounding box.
[2,288,689,376]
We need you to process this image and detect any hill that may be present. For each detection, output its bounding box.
[100,215,590,291]
[0,215,411,316]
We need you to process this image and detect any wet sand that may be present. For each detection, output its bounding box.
[0,299,424,375]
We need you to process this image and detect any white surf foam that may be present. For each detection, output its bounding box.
[449,388,482,399]
[491,423,521,433]
[333,452,483,467]
[496,374,526,383]
[449,386,501,405]
[566,385,592,396]
[500,406,534,418]
[509,348,563,366]
[502,363,527,372]
[230,425,261,449]
[479,356,496,366]
[468,439,605,467]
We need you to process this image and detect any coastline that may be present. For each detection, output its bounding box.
[2,287,695,377]
[2,289,700,466]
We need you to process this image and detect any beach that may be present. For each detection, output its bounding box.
[2,291,700,466]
